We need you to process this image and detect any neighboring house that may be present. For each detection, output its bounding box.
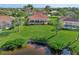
[0,15,14,29]
[50,10,60,16]
[60,16,79,29]
[27,12,49,24]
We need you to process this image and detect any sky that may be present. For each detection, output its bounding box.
[0,4,79,8]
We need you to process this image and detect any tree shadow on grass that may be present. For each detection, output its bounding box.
[0,32,13,37]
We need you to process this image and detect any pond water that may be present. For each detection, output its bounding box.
[0,40,72,55]
[0,48,4,51]
[61,49,71,55]
[44,47,52,55]
[27,41,52,55]
[27,40,72,55]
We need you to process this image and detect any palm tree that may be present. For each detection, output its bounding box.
[10,10,21,32]
[53,17,60,35]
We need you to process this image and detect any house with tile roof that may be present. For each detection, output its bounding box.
[0,15,14,29]
[27,12,49,24]
[60,16,79,29]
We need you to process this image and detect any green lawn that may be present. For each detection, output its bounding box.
[0,25,55,47]
[48,16,79,52]
[48,30,78,50]
[0,25,78,52]
[0,16,78,53]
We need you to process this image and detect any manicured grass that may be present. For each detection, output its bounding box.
[0,25,55,47]
[49,16,58,25]
[48,30,78,50]
[0,25,78,52]
[48,16,79,52]
[0,16,79,53]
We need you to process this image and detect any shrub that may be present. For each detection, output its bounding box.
[0,32,11,37]
[1,38,25,51]
[30,37,48,44]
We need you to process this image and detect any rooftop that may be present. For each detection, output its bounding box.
[29,12,48,20]
[0,15,14,22]
[60,16,79,22]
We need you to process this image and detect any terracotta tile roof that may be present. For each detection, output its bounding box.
[60,16,79,22]
[0,15,14,22]
[29,12,48,20]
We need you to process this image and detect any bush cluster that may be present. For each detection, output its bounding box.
[1,38,25,51]
[30,37,48,43]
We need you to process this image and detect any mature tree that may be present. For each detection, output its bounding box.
[44,5,51,13]
[23,4,33,10]
[65,11,76,18]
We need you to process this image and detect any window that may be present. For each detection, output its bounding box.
[40,20,44,22]
[30,20,34,22]
[35,20,39,23]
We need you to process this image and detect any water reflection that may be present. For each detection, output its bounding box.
[61,48,71,55]
[27,40,52,55]
[28,40,72,55]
